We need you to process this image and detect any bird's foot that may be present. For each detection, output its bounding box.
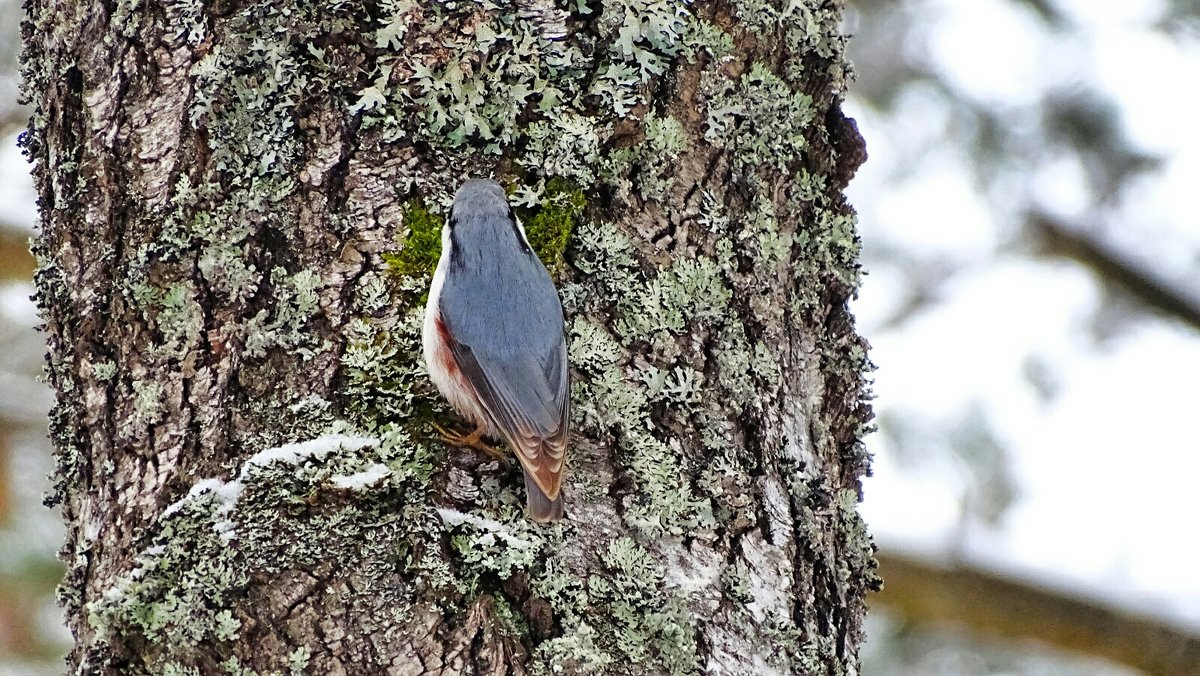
[432,422,508,463]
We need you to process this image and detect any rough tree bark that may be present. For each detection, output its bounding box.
[22,0,876,673]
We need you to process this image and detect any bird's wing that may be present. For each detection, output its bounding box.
[449,336,569,499]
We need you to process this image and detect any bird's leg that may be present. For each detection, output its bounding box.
[431,422,508,463]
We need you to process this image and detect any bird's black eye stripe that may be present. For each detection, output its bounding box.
[448,216,465,270]
[507,207,533,256]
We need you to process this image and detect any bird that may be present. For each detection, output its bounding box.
[422,178,570,522]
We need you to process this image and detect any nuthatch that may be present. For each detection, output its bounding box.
[423,179,570,522]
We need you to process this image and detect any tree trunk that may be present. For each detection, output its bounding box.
[22,0,877,673]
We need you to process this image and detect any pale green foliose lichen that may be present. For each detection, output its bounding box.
[603,112,689,202]
[130,380,165,429]
[91,360,117,381]
[704,63,814,174]
[528,538,700,675]
[85,431,443,671]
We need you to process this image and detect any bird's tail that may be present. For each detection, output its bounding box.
[524,468,563,523]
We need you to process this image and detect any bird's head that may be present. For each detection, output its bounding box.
[447,179,532,259]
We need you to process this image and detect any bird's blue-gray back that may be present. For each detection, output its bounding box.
[438,208,567,435]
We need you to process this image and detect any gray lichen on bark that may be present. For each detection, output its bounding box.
[21,0,877,673]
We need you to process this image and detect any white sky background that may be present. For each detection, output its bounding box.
[0,132,35,232]
[847,0,1200,629]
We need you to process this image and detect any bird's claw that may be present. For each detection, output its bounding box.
[432,422,508,463]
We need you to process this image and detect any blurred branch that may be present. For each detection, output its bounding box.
[0,423,9,523]
[0,85,29,135]
[1031,213,1200,332]
[1012,0,1068,28]
[873,551,1200,675]
[0,227,34,281]
[0,114,25,141]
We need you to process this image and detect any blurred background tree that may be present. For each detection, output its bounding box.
[1,0,1197,673]
[843,0,1200,673]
